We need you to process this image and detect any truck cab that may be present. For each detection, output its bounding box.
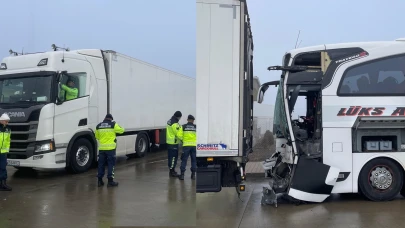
[0,48,107,173]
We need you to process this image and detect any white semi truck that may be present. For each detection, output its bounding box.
[0,47,195,173]
[196,0,258,193]
[259,39,405,205]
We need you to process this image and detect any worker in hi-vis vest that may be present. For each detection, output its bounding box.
[95,114,125,187]
[0,113,12,191]
[166,111,183,177]
[179,115,196,180]
[60,79,78,101]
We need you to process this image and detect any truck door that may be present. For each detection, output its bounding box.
[54,58,91,145]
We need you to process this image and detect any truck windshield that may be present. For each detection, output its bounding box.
[273,78,289,138]
[0,75,54,105]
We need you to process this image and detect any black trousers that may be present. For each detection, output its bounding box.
[97,150,116,180]
[0,154,7,180]
[167,144,179,169]
[180,146,196,173]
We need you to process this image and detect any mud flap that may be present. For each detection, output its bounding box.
[288,157,340,203]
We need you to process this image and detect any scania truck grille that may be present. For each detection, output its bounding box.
[7,121,38,159]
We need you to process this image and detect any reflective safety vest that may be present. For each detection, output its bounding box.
[95,120,125,151]
[166,116,183,145]
[0,125,11,154]
[61,84,78,101]
[182,122,196,147]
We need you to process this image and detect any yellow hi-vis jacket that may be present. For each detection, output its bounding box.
[95,120,125,151]
[0,125,11,153]
[61,84,78,101]
[182,122,196,147]
[166,116,183,145]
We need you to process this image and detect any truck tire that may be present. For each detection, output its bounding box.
[358,158,403,201]
[134,133,149,158]
[68,138,94,174]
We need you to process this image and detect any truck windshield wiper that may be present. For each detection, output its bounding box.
[15,100,37,103]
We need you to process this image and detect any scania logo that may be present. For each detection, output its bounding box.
[6,112,25,118]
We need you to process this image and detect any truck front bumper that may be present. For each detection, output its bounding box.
[7,148,67,169]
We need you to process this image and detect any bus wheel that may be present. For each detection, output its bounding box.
[134,133,149,158]
[359,158,403,201]
[68,138,94,174]
[400,183,405,198]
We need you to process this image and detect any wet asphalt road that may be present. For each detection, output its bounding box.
[0,149,196,228]
[197,176,405,228]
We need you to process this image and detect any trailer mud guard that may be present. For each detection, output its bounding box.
[196,165,222,193]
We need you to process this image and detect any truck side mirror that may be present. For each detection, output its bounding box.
[56,95,64,105]
[56,71,67,82]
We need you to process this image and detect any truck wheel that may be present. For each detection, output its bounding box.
[134,133,149,158]
[359,158,403,201]
[68,138,94,173]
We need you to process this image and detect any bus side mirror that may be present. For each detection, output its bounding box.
[257,80,280,104]
[257,85,268,104]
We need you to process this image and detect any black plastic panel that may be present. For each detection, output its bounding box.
[290,157,334,195]
[240,0,254,157]
[287,71,323,85]
[196,165,222,193]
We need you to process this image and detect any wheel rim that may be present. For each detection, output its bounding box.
[76,146,90,167]
[369,166,393,191]
[138,138,147,152]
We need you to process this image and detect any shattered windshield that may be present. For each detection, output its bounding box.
[273,78,289,138]
[0,75,54,105]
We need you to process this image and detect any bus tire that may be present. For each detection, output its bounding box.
[68,138,94,174]
[359,158,403,201]
[400,184,405,198]
[134,133,149,158]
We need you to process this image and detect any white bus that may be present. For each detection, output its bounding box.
[259,38,405,204]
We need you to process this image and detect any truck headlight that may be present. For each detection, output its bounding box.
[35,142,54,153]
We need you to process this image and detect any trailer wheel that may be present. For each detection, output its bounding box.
[68,138,94,173]
[359,158,403,201]
[134,133,149,158]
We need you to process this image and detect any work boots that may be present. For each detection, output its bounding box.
[98,178,104,187]
[0,180,12,191]
[179,171,185,180]
[169,169,179,177]
[107,178,119,187]
[191,171,196,180]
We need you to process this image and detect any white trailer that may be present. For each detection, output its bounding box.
[258,38,405,205]
[0,47,195,173]
[196,0,259,193]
